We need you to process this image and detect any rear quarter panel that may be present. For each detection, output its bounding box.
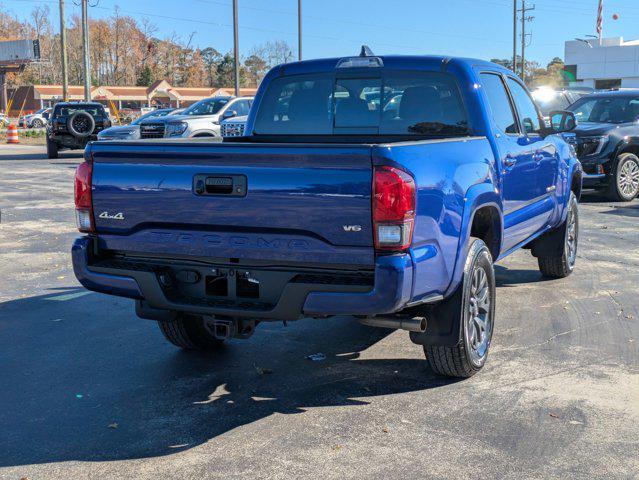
[374,137,499,301]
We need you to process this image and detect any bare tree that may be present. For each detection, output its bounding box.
[3,6,294,91]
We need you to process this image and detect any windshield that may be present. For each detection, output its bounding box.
[253,71,469,137]
[132,109,171,125]
[181,98,229,116]
[569,96,639,124]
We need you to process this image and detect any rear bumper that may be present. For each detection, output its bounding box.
[72,237,143,299]
[72,236,413,320]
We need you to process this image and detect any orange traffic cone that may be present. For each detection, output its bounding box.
[6,124,19,144]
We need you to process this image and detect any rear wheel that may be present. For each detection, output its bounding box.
[157,314,225,351]
[424,238,495,378]
[537,192,578,278]
[607,153,639,201]
[31,118,44,128]
[46,138,58,159]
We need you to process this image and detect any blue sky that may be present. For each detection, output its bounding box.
[4,0,639,66]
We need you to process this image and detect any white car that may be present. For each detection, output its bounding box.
[0,113,10,128]
[19,108,52,128]
[138,96,253,139]
[220,114,248,138]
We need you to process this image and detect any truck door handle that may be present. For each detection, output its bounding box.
[193,174,247,196]
[504,155,517,168]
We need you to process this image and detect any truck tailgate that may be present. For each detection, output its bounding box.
[90,142,374,267]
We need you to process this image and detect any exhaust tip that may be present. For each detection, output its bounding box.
[358,315,427,333]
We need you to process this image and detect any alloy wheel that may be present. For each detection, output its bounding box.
[73,116,90,134]
[465,264,493,366]
[565,205,578,269]
[619,159,639,198]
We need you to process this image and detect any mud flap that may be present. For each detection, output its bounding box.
[408,284,463,347]
[530,221,567,259]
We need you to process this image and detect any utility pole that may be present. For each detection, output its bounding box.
[233,0,240,96]
[298,0,302,61]
[519,0,535,81]
[59,0,68,101]
[0,72,6,114]
[81,0,91,101]
[512,0,517,73]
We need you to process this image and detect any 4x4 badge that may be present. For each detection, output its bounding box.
[99,211,125,220]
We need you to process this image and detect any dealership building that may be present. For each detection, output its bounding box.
[565,37,639,89]
[5,80,257,116]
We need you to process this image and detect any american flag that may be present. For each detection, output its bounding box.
[596,0,604,39]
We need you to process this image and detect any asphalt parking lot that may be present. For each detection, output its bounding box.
[0,144,637,480]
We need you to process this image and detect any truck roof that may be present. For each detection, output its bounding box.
[270,54,513,77]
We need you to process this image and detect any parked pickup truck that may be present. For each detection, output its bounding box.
[72,51,582,378]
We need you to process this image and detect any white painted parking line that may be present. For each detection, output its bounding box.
[45,291,91,301]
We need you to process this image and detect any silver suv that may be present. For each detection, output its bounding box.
[138,96,253,139]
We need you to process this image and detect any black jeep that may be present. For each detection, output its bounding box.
[46,102,111,159]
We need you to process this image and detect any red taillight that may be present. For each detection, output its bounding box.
[74,161,94,232]
[373,165,415,251]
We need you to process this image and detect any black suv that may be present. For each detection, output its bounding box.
[46,102,111,159]
[568,91,639,201]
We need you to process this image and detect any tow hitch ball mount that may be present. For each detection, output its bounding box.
[204,317,257,340]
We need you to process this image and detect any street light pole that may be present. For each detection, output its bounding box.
[81,0,91,101]
[59,0,69,101]
[298,0,302,61]
[233,0,240,96]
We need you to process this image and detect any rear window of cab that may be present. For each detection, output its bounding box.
[253,71,469,137]
[54,105,107,117]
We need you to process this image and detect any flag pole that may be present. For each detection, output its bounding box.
[597,0,604,46]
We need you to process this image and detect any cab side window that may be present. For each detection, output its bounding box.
[506,77,542,135]
[480,73,519,135]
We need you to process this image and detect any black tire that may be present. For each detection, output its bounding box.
[537,192,578,279]
[607,153,639,202]
[67,111,95,138]
[31,118,44,128]
[424,238,496,378]
[157,314,225,351]
[46,138,59,159]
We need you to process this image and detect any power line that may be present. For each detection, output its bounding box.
[11,0,526,46]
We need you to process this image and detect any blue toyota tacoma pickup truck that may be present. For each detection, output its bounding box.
[72,51,582,377]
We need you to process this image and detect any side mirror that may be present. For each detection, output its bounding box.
[549,110,577,133]
[223,109,237,120]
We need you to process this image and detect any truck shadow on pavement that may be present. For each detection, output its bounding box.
[494,265,550,287]
[0,289,458,467]
[600,203,639,218]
